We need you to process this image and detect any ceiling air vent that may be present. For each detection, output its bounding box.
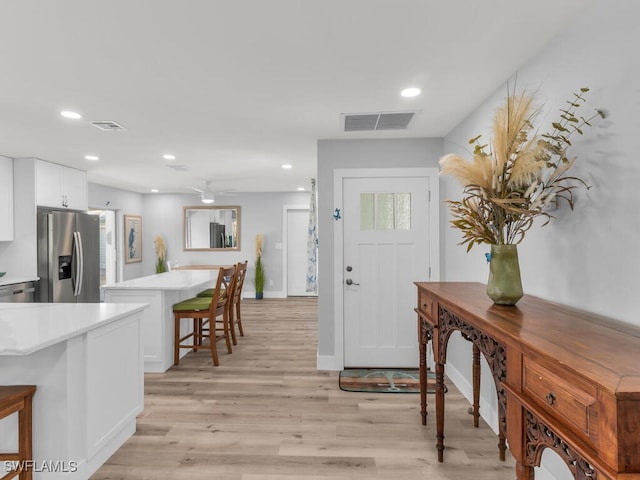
[167,164,188,172]
[342,111,416,132]
[90,120,126,131]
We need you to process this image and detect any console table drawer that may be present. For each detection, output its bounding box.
[418,290,436,320]
[523,357,597,437]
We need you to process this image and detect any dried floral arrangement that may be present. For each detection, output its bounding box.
[440,87,605,251]
[154,235,167,273]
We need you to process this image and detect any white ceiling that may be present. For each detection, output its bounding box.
[0,0,591,194]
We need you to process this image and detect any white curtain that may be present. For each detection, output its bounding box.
[306,178,318,293]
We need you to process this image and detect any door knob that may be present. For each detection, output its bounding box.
[345,278,360,286]
[346,266,352,272]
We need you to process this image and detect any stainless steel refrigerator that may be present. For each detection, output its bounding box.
[209,222,226,248]
[36,209,100,303]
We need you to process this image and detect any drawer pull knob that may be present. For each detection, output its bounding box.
[545,392,556,405]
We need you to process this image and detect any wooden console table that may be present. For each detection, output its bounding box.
[415,282,640,480]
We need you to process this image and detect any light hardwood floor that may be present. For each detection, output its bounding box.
[91,297,515,480]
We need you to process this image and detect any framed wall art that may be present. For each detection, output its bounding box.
[124,214,142,263]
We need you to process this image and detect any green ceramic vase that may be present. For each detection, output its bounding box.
[486,244,523,306]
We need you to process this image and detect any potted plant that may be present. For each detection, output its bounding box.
[254,234,264,299]
[440,86,604,304]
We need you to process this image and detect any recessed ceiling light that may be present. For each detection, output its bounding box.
[400,87,421,98]
[282,164,292,169]
[163,154,176,160]
[84,155,99,161]
[150,189,159,193]
[297,187,305,191]
[60,110,82,119]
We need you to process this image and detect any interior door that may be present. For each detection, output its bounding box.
[287,208,315,296]
[343,176,430,367]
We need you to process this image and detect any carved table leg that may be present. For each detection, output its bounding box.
[435,361,446,462]
[419,340,427,425]
[440,307,507,462]
[472,343,480,428]
[499,431,506,461]
[516,462,535,480]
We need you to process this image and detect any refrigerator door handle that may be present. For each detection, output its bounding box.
[73,232,79,296]
[76,231,84,296]
[73,231,83,297]
[72,232,79,296]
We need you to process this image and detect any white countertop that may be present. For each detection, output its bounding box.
[0,302,148,355]
[102,269,218,290]
[0,276,39,287]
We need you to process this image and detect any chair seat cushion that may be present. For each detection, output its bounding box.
[173,296,212,312]
[197,288,227,299]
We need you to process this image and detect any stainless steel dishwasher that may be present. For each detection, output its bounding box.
[0,281,37,302]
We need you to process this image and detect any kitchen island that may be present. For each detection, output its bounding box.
[102,269,218,373]
[0,301,147,479]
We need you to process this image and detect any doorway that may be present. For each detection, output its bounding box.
[334,168,439,368]
[283,205,317,297]
[89,209,117,300]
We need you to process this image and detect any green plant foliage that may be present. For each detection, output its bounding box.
[155,257,167,273]
[254,256,264,293]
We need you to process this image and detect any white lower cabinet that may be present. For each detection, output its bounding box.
[0,308,144,479]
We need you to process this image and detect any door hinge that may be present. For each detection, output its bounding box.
[428,190,431,202]
[429,266,432,278]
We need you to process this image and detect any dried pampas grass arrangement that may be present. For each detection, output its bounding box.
[255,234,264,259]
[440,86,605,251]
[154,235,167,273]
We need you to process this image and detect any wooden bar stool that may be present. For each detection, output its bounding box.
[198,262,248,345]
[173,265,236,366]
[228,261,248,345]
[0,385,36,480]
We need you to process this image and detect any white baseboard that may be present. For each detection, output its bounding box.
[316,353,342,371]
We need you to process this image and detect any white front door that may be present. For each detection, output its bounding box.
[342,174,433,367]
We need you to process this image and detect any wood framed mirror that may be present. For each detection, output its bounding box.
[183,205,240,251]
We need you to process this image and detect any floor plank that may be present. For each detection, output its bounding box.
[91,297,515,479]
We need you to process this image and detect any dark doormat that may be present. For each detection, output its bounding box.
[339,368,438,393]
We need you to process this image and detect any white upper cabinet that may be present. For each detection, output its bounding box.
[35,159,88,211]
[0,156,14,241]
[61,165,88,211]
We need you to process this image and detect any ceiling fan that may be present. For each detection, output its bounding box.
[190,181,236,204]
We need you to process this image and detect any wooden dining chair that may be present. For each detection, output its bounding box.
[172,265,236,366]
[228,260,248,345]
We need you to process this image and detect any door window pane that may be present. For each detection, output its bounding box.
[360,194,375,230]
[395,193,411,230]
[359,192,411,230]
[376,193,395,230]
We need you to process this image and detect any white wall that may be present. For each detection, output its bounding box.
[441,1,639,479]
[90,185,310,294]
